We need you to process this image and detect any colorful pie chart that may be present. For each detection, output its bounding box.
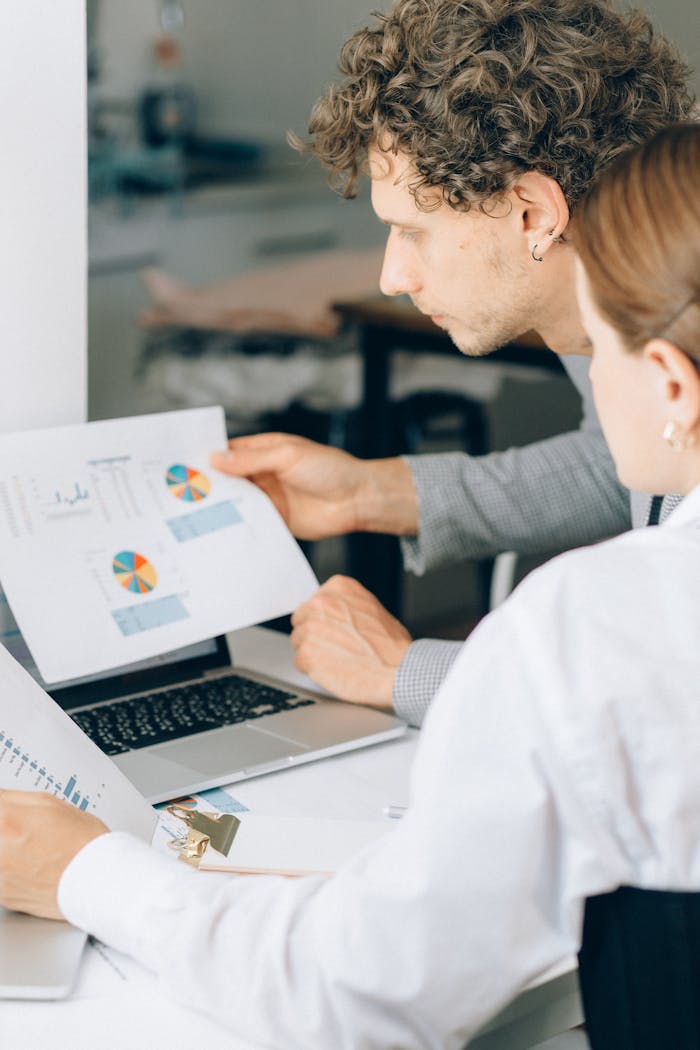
[166,463,211,502]
[112,551,158,594]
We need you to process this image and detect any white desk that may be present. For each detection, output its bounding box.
[0,628,583,1049]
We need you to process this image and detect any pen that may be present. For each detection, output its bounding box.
[382,803,408,820]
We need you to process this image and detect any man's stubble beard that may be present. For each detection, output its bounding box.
[449,243,539,358]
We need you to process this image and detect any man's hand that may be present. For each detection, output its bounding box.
[210,433,418,540]
[0,791,107,920]
[290,575,412,709]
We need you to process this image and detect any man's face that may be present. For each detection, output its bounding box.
[369,147,544,356]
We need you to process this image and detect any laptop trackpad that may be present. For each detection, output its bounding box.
[155,724,307,775]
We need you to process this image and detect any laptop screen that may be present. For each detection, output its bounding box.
[0,593,231,713]
[47,636,232,713]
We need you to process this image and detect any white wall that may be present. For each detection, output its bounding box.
[179,0,389,141]
[94,0,698,144]
[641,0,700,94]
[94,0,390,142]
[92,0,160,100]
[0,2,87,431]
[187,0,699,140]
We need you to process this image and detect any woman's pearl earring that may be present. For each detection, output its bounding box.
[663,420,695,451]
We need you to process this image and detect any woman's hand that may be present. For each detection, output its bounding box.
[0,791,107,920]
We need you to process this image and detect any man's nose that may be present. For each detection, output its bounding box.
[379,231,421,298]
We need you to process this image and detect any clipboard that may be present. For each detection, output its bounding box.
[167,805,391,876]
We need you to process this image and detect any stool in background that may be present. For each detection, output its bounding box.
[334,296,561,618]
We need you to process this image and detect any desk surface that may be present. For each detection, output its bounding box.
[1,628,581,1049]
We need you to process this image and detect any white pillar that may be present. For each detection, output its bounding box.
[0,1,87,431]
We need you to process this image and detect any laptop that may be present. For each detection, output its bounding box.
[43,633,406,805]
[0,907,87,1000]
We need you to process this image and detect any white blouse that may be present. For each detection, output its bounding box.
[59,485,700,1049]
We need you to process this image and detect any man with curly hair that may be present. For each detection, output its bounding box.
[2,8,700,1048]
[211,0,695,724]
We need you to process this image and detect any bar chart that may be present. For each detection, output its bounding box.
[0,729,94,810]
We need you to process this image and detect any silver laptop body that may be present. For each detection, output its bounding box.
[0,907,86,1000]
[49,634,406,805]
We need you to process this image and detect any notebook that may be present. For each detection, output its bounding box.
[197,812,393,876]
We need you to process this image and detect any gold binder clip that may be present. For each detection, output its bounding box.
[166,805,241,867]
[169,826,210,867]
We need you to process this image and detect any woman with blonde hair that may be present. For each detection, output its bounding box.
[574,121,700,504]
[1,125,700,1049]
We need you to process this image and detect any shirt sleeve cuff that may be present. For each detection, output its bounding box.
[58,830,199,966]
[393,638,463,728]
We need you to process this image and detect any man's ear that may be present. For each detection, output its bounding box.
[511,173,570,260]
[645,338,700,433]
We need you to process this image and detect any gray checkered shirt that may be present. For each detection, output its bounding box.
[392,356,683,726]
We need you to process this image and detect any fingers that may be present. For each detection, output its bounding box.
[292,590,348,629]
[290,616,401,709]
[227,432,303,451]
[0,792,108,919]
[291,611,377,659]
[0,789,58,811]
[291,576,389,627]
[210,432,309,478]
[291,574,412,664]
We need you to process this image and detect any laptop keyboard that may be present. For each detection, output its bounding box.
[69,676,316,757]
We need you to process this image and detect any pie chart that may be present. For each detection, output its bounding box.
[166,464,211,502]
[112,551,158,594]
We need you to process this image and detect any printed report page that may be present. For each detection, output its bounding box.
[0,643,155,837]
[0,407,317,683]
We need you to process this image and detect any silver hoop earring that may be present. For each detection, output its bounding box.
[663,420,695,451]
[531,243,543,263]
[548,229,561,244]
